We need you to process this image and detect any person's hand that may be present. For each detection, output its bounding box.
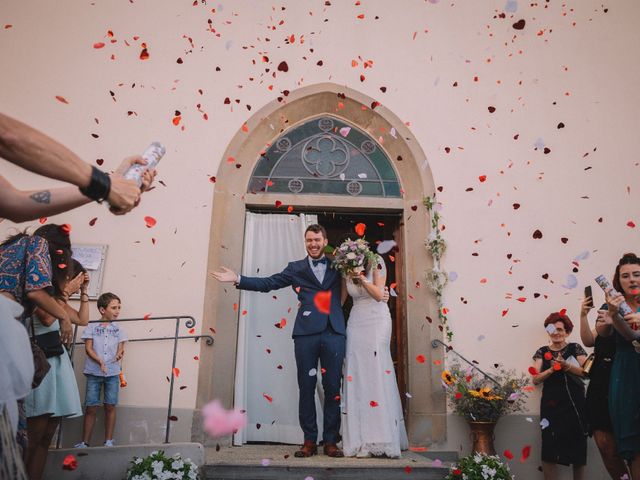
[108,155,147,214]
[81,272,90,290]
[115,351,124,361]
[140,168,157,192]
[580,296,593,316]
[596,309,613,326]
[605,291,625,316]
[59,317,73,347]
[65,272,85,297]
[552,354,567,371]
[623,312,640,330]
[99,361,107,374]
[382,286,390,303]
[210,267,239,283]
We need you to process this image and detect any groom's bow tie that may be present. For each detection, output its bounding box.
[312,257,328,267]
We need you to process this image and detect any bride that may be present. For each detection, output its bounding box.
[340,253,409,458]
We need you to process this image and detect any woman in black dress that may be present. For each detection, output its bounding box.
[532,312,588,480]
[579,295,628,479]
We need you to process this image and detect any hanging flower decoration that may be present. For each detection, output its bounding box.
[423,195,452,341]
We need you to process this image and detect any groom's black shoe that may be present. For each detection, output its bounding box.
[294,440,318,458]
[323,443,344,458]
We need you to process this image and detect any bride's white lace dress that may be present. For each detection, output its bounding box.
[341,260,409,458]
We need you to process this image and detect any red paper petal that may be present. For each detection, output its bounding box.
[520,445,531,461]
[173,367,180,378]
[144,216,157,228]
[369,400,378,407]
[263,393,273,403]
[354,223,366,236]
[313,291,332,314]
[416,354,426,363]
[62,454,77,470]
[528,366,538,375]
[55,95,69,104]
[503,449,514,460]
[93,42,105,49]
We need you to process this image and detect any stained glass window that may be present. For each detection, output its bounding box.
[247,116,401,197]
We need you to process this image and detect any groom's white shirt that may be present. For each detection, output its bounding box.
[308,255,327,284]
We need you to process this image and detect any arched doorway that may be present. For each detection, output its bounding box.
[193,83,445,447]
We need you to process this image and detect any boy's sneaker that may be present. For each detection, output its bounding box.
[104,439,115,447]
[74,442,89,449]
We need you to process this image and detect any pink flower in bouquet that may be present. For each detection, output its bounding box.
[202,399,246,437]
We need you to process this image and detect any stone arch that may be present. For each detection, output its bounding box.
[193,83,445,446]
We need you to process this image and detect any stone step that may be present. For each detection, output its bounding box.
[43,443,204,480]
[203,464,450,480]
[204,445,454,480]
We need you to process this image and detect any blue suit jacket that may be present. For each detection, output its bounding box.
[237,258,345,338]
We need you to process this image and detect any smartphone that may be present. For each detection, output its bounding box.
[584,285,593,307]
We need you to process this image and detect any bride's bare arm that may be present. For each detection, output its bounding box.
[341,276,348,305]
[359,265,386,302]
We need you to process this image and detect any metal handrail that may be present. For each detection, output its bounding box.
[431,339,501,387]
[57,315,213,447]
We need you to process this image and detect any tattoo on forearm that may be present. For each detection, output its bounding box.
[30,190,51,204]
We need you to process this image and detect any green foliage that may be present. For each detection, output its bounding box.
[446,452,514,480]
[125,450,199,480]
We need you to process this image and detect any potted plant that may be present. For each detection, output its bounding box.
[446,452,515,480]
[441,363,530,454]
[125,450,199,480]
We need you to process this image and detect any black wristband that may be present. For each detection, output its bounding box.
[79,166,111,203]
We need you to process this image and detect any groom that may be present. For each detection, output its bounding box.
[211,224,346,458]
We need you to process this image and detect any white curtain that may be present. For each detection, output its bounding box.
[233,212,321,445]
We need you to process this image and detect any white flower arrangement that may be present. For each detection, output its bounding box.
[423,195,452,341]
[126,451,198,480]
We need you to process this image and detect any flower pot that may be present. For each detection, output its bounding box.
[467,420,497,455]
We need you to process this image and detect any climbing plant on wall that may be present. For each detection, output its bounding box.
[424,195,452,342]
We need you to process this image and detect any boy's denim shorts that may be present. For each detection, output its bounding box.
[85,374,120,406]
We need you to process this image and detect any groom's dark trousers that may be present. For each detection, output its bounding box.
[237,257,346,444]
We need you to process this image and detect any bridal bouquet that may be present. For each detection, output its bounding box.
[332,238,377,277]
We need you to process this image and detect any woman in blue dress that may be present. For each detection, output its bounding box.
[599,253,640,480]
[24,259,89,480]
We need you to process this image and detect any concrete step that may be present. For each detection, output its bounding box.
[204,445,453,480]
[43,443,204,480]
[203,464,450,480]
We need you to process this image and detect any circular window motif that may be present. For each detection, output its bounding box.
[361,140,376,154]
[346,181,363,196]
[302,135,350,177]
[276,137,292,152]
[288,178,304,194]
[318,118,334,132]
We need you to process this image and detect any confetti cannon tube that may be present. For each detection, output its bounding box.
[594,274,633,317]
[123,142,166,187]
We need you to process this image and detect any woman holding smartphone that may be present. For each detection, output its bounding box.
[579,288,627,479]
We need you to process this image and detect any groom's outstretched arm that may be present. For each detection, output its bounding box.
[210,264,294,293]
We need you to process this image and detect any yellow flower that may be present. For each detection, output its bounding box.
[441,370,454,385]
[468,389,482,398]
